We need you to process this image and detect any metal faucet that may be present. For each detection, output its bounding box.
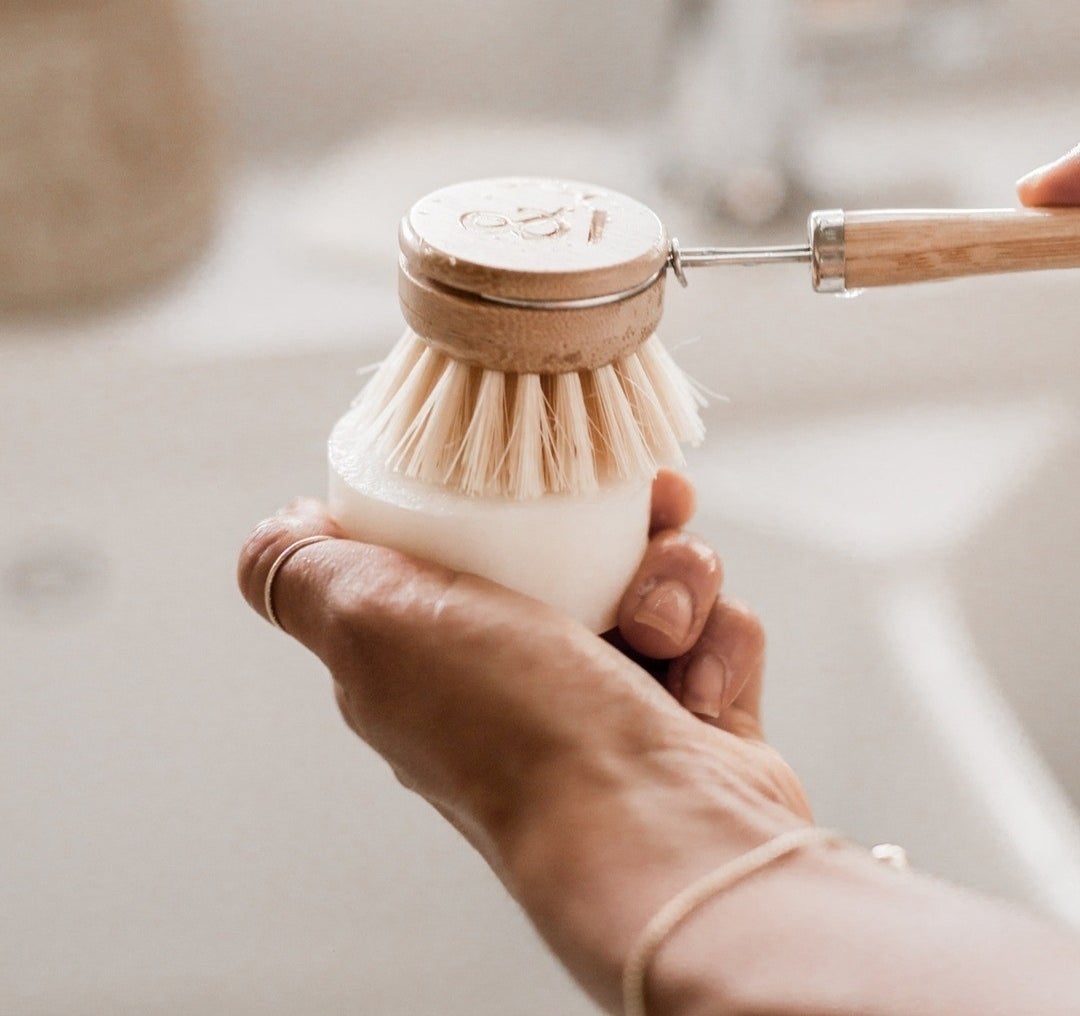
[661,0,802,226]
[660,0,998,226]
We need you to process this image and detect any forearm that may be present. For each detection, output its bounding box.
[494,747,1080,1016]
[494,738,807,1012]
[653,845,1080,1016]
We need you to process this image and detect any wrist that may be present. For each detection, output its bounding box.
[651,841,1080,1016]
[646,840,876,1016]
[494,722,804,1012]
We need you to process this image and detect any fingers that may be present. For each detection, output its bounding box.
[650,469,696,534]
[236,498,455,664]
[665,597,765,731]
[1017,143,1080,207]
[237,498,345,632]
[621,469,713,659]
[616,530,722,659]
[663,598,811,817]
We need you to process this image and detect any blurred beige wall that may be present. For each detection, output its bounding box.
[190,0,664,157]
[189,0,1080,160]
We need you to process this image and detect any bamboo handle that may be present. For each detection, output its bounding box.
[842,208,1080,289]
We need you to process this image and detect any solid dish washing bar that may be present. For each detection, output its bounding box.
[329,404,652,633]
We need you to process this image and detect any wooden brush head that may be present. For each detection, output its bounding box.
[349,177,705,501]
[398,177,670,373]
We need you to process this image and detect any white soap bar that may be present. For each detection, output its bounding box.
[328,405,651,632]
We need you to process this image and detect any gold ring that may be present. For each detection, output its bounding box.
[264,534,335,630]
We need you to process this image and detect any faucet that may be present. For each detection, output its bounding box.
[660,0,998,226]
[661,0,802,226]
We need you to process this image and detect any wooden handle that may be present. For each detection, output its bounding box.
[842,208,1080,289]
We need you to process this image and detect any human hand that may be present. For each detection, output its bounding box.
[237,470,811,1011]
[1017,143,1080,206]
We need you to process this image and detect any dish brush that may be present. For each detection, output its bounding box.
[330,177,1080,632]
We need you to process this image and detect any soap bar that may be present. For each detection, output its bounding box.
[328,405,651,633]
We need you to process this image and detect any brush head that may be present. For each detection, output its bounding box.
[398,177,670,373]
[350,177,706,500]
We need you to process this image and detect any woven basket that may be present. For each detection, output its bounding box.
[0,0,219,311]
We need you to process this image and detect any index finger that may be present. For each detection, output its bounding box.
[236,498,457,667]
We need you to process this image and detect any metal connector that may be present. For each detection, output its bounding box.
[670,239,813,272]
[808,209,846,293]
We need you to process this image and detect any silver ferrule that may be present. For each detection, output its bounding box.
[809,209,846,293]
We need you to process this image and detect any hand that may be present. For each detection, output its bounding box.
[237,470,811,1011]
[1017,143,1080,206]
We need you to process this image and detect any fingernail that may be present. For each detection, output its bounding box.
[680,653,728,719]
[633,579,694,644]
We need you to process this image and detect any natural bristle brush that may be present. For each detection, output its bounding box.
[330,177,1080,632]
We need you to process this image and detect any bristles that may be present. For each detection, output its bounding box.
[635,335,709,446]
[549,372,598,495]
[366,343,445,459]
[583,364,656,481]
[352,331,425,418]
[456,369,507,495]
[350,329,706,500]
[615,349,683,467]
[502,374,552,500]
[390,355,474,481]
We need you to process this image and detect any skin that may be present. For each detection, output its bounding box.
[238,152,1080,1015]
[238,474,813,1011]
[1016,143,1080,206]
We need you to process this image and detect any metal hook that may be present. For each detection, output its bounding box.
[669,237,689,288]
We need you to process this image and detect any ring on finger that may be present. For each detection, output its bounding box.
[264,534,335,630]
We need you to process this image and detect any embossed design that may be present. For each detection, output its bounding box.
[458,192,616,245]
[588,209,607,244]
[460,206,573,240]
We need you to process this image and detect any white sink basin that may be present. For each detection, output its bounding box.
[688,393,1080,922]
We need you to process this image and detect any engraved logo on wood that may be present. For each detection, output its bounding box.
[460,207,570,239]
[460,201,607,244]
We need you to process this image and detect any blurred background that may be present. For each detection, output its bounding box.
[3,1,1080,1013]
